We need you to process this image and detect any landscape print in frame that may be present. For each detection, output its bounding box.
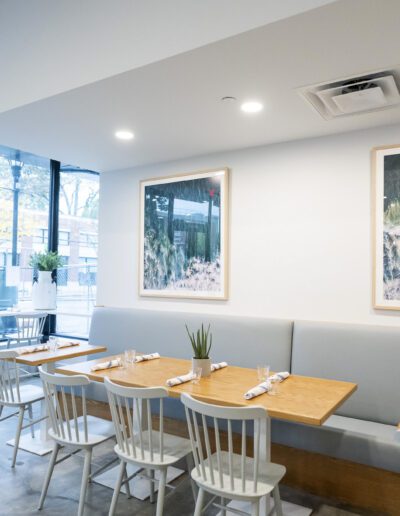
[373,144,400,309]
[139,168,229,299]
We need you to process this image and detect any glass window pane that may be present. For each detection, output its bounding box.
[0,149,50,322]
[56,167,99,337]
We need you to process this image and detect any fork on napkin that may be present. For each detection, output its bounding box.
[166,362,228,387]
[17,344,50,355]
[244,371,290,400]
[91,358,122,371]
[135,352,160,363]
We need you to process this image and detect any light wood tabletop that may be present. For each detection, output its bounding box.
[55,354,357,426]
[15,343,107,366]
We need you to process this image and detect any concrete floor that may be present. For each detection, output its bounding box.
[0,383,370,516]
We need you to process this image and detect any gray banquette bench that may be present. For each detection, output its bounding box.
[86,307,400,477]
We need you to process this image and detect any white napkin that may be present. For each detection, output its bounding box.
[17,344,50,355]
[166,372,195,387]
[135,352,160,363]
[91,358,122,371]
[166,362,228,386]
[211,361,228,371]
[56,341,80,349]
[244,371,290,400]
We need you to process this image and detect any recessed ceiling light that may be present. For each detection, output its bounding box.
[241,101,263,113]
[115,130,134,140]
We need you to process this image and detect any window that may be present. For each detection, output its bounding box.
[0,146,99,339]
[59,231,70,246]
[0,146,50,313]
[56,167,99,337]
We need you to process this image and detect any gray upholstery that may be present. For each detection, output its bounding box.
[272,415,400,473]
[84,308,400,473]
[89,307,293,370]
[86,306,293,408]
[291,320,400,426]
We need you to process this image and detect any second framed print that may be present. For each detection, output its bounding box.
[139,168,229,300]
[372,144,400,309]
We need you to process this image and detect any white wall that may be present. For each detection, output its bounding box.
[97,123,400,326]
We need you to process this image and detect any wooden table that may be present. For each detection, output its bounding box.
[8,343,107,456]
[56,355,357,426]
[56,354,357,513]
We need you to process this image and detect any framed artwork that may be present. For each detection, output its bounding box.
[372,144,400,309]
[139,168,229,299]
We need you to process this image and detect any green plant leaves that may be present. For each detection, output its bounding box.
[29,251,63,271]
[185,323,212,359]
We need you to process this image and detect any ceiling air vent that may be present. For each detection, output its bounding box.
[298,71,400,120]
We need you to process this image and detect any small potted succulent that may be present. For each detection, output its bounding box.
[29,251,63,310]
[186,323,212,377]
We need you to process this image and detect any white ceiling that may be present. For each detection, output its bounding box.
[1,0,400,172]
[0,0,333,113]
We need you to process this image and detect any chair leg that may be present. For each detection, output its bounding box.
[108,460,125,516]
[38,442,60,510]
[148,468,155,503]
[123,463,131,499]
[11,406,25,467]
[78,448,92,516]
[221,497,226,516]
[273,487,283,516]
[156,469,167,516]
[193,487,205,516]
[251,500,260,516]
[185,453,197,502]
[0,404,3,418]
[28,404,35,438]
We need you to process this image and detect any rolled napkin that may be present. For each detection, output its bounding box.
[17,344,50,355]
[244,371,290,400]
[166,372,195,387]
[211,361,228,371]
[166,362,228,387]
[268,371,290,383]
[397,423,400,432]
[56,340,80,349]
[135,352,160,363]
[91,358,122,371]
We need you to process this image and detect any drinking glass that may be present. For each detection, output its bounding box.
[191,367,202,384]
[48,336,58,352]
[268,380,279,396]
[257,364,270,383]
[124,349,136,365]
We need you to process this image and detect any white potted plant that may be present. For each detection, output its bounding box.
[186,323,212,377]
[29,251,63,310]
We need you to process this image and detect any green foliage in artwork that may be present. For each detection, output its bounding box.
[384,200,400,226]
[185,323,212,359]
[143,229,185,289]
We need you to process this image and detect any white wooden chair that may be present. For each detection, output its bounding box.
[38,368,116,516]
[104,377,193,516]
[181,393,286,516]
[5,313,47,349]
[0,350,46,467]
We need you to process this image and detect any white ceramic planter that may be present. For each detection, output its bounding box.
[32,270,57,310]
[192,357,211,377]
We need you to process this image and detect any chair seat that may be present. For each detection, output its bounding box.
[49,415,115,447]
[1,383,44,406]
[191,451,286,499]
[115,429,192,467]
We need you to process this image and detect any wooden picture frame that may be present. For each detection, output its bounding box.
[139,168,229,300]
[372,144,400,310]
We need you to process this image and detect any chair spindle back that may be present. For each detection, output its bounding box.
[39,367,91,444]
[0,350,21,404]
[104,377,168,464]
[181,393,268,494]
